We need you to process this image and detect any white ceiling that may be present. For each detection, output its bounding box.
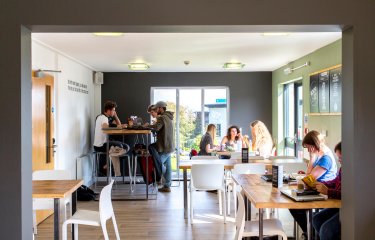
[32,32,341,72]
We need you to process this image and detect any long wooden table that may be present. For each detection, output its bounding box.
[179,157,306,219]
[102,128,154,199]
[232,174,341,240]
[33,179,83,240]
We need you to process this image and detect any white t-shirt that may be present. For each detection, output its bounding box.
[93,114,108,147]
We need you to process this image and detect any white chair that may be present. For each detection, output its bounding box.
[235,190,288,240]
[62,180,120,240]
[227,163,265,216]
[191,155,219,160]
[32,170,72,234]
[190,163,226,224]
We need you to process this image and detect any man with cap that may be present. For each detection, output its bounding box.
[149,101,175,192]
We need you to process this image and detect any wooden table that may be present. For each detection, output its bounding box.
[232,174,341,240]
[179,157,306,219]
[102,128,153,199]
[33,179,83,240]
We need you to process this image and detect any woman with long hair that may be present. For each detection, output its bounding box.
[220,125,245,151]
[198,124,218,155]
[250,120,274,157]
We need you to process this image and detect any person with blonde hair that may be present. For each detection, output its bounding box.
[250,120,274,157]
[199,124,219,155]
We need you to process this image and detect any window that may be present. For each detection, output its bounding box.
[151,87,229,179]
[283,81,303,158]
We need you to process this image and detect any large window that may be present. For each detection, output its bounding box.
[283,81,303,158]
[151,87,229,179]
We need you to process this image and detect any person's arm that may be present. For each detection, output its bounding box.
[113,111,121,125]
[205,144,214,153]
[307,155,332,180]
[149,116,163,131]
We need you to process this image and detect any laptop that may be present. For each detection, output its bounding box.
[281,189,327,202]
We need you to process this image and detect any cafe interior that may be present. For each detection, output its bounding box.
[27,31,346,240]
[2,1,374,236]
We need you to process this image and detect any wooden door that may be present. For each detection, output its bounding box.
[32,70,55,224]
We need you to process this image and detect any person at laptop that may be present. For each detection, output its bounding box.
[250,120,274,158]
[289,130,338,239]
[149,101,174,192]
[93,100,124,174]
[313,141,342,240]
[147,104,158,122]
[198,124,219,155]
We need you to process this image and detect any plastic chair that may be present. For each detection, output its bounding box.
[190,163,226,224]
[235,190,288,240]
[227,163,265,216]
[32,170,72,234]
[62,180,120,240]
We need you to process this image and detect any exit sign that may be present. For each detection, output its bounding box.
[216,99,227,103]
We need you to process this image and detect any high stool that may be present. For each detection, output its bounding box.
[92,151,106,188]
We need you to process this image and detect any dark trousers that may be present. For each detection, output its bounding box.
[289,209,308,233]
[313,208,340,240]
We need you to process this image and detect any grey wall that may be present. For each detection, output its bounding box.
[102,72,272,137]
[1,0,374,239]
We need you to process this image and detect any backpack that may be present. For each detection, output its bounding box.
[77,185,96,201]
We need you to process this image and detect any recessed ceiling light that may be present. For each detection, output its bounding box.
[223,62,245,70]
[261,32,290,36]
[93,32,124,37]
[128,63,150,71]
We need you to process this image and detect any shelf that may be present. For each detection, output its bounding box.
[309,113,341,116]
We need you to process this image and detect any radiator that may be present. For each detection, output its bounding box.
[76,154,92,185]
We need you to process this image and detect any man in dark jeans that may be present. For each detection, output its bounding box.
[149,101,175,192]
[93,100,123,174]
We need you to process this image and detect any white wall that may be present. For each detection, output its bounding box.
[32,40,100,185]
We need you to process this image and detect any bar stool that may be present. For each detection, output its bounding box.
[92,151,107,188]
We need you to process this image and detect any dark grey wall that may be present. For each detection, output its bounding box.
[102,72,272,137]
[1,0,375,239]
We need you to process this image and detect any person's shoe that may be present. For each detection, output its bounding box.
[158,187,171,192]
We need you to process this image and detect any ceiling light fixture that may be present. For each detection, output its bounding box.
[223,62,245,70]
[128,63,150,71]
[93,32,124,37]
[262,32,290,36]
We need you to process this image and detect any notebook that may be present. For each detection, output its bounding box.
[280,189,327,202]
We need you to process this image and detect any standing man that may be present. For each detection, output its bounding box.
[93,100,123,173]
[150,101,175,192]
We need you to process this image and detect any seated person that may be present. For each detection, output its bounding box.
[250,120,274,157]
[313,142,342,240]
[93,100,124,174]
[147,104,158,124]
[198,124,219,155]
[289,130,338,238]
[220,125,245,151]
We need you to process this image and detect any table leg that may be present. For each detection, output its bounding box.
[71,191,77,240]
[54,198,60,240]
[245,195,251,221]
[307,209,313,240]
[183,169,188,219]
[106,140,110,183]
[259,208,263,240]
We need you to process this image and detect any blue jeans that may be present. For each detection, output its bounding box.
[159,152,171,188]
[313,208,340,240]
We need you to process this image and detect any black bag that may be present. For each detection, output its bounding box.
[77,185,96,201]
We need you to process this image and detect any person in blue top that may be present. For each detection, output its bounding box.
[289,130,338,239]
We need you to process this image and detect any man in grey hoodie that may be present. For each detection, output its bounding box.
[150,101,175,192]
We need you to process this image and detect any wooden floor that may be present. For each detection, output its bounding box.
[35,182,295,240]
